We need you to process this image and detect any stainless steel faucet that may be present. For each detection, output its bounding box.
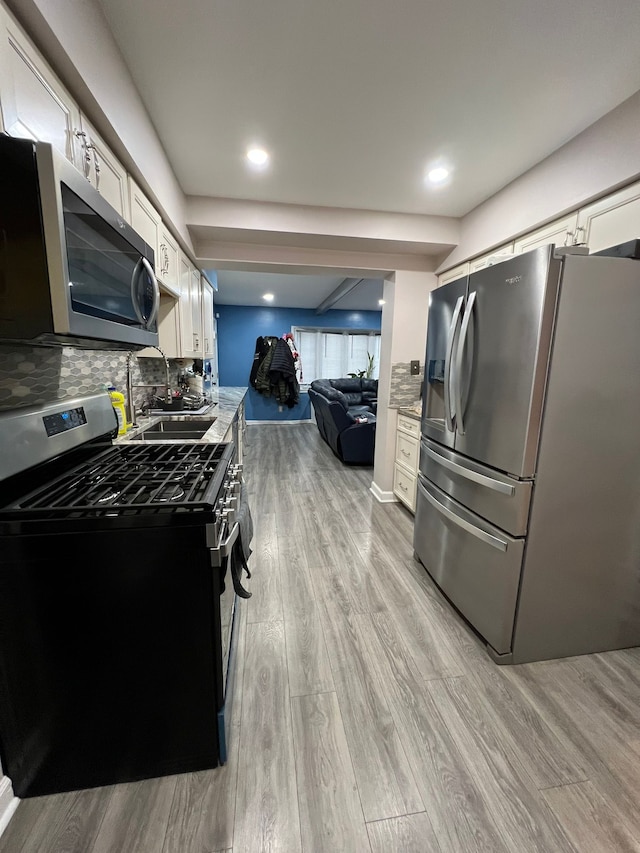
[126,347,173,425]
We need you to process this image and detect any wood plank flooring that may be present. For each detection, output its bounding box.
[2,422,640,852]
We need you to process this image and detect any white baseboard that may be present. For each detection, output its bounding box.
[370,481,398,503]
[247,419,311,425]
[0,776,18,839]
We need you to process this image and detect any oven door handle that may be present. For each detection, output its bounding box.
[210,522,240,567]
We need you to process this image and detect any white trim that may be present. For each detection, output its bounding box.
[0,776,18,839]
[247,419,311,425]
[370,481,398,503]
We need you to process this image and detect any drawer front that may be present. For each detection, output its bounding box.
[397,414,420,438]
[413,476,524,655]
[419,438,532,536]
[394,463,416,511]
[396,432,419,473]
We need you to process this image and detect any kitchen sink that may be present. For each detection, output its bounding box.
[128,418,216,441]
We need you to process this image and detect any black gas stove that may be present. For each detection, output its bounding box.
[4,442,232,517]
[0,392,247,797]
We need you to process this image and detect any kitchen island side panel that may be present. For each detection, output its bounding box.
[512,255,640,663]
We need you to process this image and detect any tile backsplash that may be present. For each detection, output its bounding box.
[389,361,423,407]
[0,344,176,412]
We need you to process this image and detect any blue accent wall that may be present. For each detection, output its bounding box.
[216,305,381,421]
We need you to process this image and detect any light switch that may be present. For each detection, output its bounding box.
[410,360,420,375]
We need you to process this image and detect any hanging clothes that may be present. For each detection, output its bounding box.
[253,337,279,396]
[250,334,300,407]
[269,338,299,407]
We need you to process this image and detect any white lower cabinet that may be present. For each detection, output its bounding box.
[393,413,420,512]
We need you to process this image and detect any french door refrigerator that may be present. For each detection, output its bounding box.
[414,244,640,663]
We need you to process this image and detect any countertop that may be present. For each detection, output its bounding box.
[116,386,247,444]
[397,405,422,421]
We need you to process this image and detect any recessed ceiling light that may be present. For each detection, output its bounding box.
[427,166,449,184]
[378,299,385,306]
[263,293,274,302]
[247,148,269,165]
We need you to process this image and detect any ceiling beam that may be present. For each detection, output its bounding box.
[314,278,364,314]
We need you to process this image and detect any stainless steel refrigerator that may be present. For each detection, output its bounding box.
[414,244,640,663]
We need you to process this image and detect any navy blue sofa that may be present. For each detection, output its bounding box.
[308,378,377,465]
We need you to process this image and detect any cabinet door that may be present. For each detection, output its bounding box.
[137,292,181,358]
[575,182,640,253]
[468,243,514,273]
[513,214,578,254]
[438,262,469,288]
[77,115,130,219]
[190,268,203,356]
[0,5,81,166]
[129,178,161,259]
[157,225,180,297]
[201,278,215,356]
[177,253,202,358]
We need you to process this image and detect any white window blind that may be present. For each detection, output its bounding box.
[292,328,381,386]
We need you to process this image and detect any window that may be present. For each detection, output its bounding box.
[292,328,381,386]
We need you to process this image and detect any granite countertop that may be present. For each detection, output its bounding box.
[397,404,422,420]
[116,386,247,445]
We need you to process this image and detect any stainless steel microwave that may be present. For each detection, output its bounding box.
[0,135,159,350]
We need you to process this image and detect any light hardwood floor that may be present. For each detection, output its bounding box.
[2,422,640,852]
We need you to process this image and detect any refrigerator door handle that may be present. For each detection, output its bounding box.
[417,476,508,552]
[444,295,464,431]
[454,290,476,435]
[422,442,515,496]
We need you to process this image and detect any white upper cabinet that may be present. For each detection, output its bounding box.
[129,177,161,254]
[513,213,579,255]
[468,243,514,273]
[76,114,130,219]
[574,182,640,253]
[177,251,203,359]
[156,224,180,297]
[201,277,215,357]
[190,267,203,356]
[438,262,469,287]
[128,178,181,296]
[0,5,81,167]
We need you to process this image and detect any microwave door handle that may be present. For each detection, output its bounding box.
[444,295,464,432]
[141,257,160,329]
[131,257,160,329]
[454,290,475,436]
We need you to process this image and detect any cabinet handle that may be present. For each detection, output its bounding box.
[159,243,170,276]
[205,338,209,352]
[401,448,411,457]
[573,225,586,245]
[86,142,101,190]
[74,130,91,179]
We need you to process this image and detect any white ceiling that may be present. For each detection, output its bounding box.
[98,0,640,218]
[211,271,384,311]
[97,0,640,309]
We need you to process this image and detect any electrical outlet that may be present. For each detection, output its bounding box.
[410,360,421,375]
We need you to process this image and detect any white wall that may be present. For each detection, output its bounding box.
[372,270,435,497]
[439,90,640,269]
